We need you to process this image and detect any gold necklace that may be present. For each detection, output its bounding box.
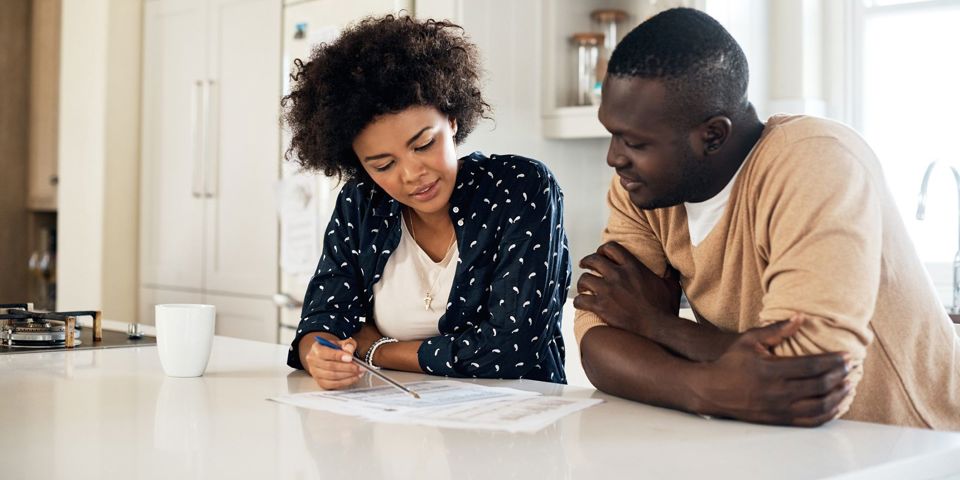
[407,212,456,311]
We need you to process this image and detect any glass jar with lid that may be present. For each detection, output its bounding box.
[570,32,604,106]
[590,9,628,101]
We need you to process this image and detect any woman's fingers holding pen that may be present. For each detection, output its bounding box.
[306,336,363,390]
[310,338,360,372]
[337,337,359,362]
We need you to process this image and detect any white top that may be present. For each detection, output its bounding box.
[372,214,457,341]
[3,323,960,480]
[683,156,749,247]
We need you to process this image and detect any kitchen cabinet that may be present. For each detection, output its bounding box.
[140,0,206,291]
[139,286,203,326]
[0,0,30,302]
[140,0,281,341]
[139,287,276,342]
[27,0,60,212]
[204,292,278,342]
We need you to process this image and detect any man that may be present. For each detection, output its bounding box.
[574,7,960,429]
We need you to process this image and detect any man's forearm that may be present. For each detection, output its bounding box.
[580,325,705,413]
[582,321,852,427]
[638,312,738,363]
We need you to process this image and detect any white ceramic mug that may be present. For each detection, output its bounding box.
[155,304,216,377]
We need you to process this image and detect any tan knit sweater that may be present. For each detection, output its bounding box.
[575,115,960,430]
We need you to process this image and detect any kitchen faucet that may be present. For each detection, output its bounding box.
[916,160,960,314]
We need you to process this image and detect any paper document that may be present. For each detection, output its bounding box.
[270,380,602,433]
[392,394,604,432]
[314,380,534,411]
[276,176,319,275]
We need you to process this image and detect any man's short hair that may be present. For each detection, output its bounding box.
[608,8,749,128]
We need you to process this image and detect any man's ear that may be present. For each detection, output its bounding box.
[450,117,458,136]
[699,116,732,155]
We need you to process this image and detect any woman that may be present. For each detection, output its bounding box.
[282,15,571,389]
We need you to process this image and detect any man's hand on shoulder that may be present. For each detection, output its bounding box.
[574,241,681,336]
[692,315,853,427]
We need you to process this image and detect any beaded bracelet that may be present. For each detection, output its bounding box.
[365,336,397,369]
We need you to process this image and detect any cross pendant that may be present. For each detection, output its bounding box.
[423,293,433,311]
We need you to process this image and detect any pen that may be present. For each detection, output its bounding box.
[314,335,421,399]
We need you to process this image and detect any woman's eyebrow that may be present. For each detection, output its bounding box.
[405,126,432,146]
[362,125,432,162]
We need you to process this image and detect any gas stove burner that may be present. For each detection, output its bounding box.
[0,303,102,348]
[0,322,81,348]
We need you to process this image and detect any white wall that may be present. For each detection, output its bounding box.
[57,0,141,319]
[704,0,769,118]
[102,0,142,321]
[58,0,107,311]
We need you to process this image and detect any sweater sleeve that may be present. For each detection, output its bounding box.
[574,175,672,344]
[286,187,368,370]
[755,137,880,414]
[417,171,571,381]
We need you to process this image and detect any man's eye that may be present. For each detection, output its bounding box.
[414,139,435,152]
[374,161,393,172]
[624,140,646,150]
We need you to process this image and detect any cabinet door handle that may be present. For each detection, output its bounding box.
[203,79,219,198]
[191,80,205,199]
[272,293,304,309]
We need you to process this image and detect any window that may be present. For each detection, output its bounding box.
[857,0,960,296]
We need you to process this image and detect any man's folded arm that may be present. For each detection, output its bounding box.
[754,140,882,417]
[579,324,704,412]
[575,175,737,361]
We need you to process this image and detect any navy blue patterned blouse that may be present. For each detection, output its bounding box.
[287,152,572,383]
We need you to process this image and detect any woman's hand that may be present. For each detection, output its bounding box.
[300,333,362,390]
[353,323,384,360]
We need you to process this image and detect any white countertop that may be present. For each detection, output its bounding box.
[2,333,960,480]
